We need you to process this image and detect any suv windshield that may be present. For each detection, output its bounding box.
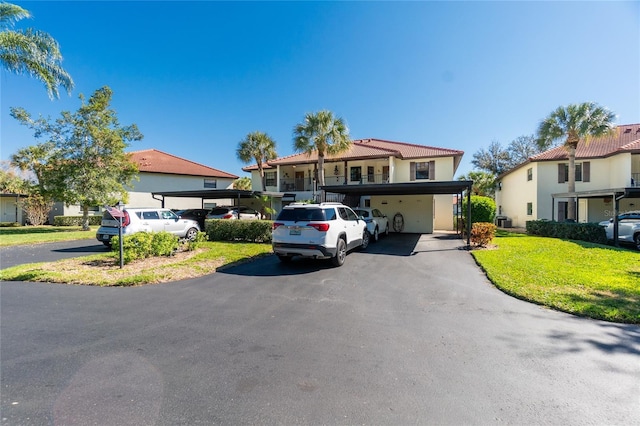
[277,207,335,222]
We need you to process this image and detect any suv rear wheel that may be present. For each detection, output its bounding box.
[331,238,347,267]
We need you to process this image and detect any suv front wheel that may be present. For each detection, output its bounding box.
[361,230,370,250]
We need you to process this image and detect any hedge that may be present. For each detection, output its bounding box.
[53,215,103,226]
[526,220,607,244]
[205,219,272,243]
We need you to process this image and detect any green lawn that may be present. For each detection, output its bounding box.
[472,231,640,324]
[0,226,97,247]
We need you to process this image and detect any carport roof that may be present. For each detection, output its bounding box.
[321,180,473,196]
[151,189,261,199]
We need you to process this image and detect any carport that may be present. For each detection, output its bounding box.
[151,189,265,208]
[321,180,473,246]
[552,187,640,246]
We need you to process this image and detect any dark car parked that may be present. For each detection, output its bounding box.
[174,209,210,230]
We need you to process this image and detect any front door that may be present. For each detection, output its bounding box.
[295,171,305,191]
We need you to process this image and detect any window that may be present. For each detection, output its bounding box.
[161,210,176,220]
[558,162,590,183]
[350,166,362,182]
[527,203,533,216]
[415,162,430,180]
[410,161,435,181]
[204,178,217,188]
[142,211,160,220]
[527,168,533,181]
[265,171,276,187]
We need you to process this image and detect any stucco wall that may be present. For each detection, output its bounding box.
[371,195,434,234]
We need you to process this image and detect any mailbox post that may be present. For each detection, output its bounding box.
[116,201,124,268]
[104,202,125,268]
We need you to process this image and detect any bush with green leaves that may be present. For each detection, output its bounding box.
[526,220,607,244]
[54,215,102,226]
[187,231,208,251]
[461,196,496,224]
[111,231,179,264]
[205,219,272,243]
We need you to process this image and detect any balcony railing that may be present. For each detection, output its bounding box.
[632,173,640,187]
[279,174,389,191]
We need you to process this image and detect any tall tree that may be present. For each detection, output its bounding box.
[0,2,74,99]
[471,140,510,175]
[10,86,142,230]
[536,102,616,221]
[506,135,542,168]
[293,110,351,200]
[236,131,277,191]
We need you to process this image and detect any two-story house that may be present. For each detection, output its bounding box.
[495,123,640,228]
[243,138,468,233]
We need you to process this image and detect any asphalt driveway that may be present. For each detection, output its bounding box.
[1,233,638,425]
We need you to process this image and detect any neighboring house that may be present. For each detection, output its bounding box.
[0,193,26,224]
[243,138,466,233]
[495,123,640,228]
[48,149,238,223]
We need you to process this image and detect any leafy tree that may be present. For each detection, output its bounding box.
[233,176,252,191]
[506,135,542,167]
[458,171,496,197]
[471,140,510,176]
[536,102,616,220]
[0,2,73,99]
[236,131,277,191]
[10,86,142,230]
[293,110,351,200]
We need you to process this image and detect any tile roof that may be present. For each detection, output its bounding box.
[242,138,464,171]
[130,149,238,179]
[531,123,640,161]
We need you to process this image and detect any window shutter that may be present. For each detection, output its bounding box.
[558,164,566,183]
[410,162,416,181]
[583,161,590,182]
[558,201,567,221]
[429,161,436,180]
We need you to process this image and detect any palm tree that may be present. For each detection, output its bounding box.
[236,131,277,191]
[536,102,616,221]
[233,177,252,191]
[293,110,351,200]
[458,171,496,197]
[0,2,74,99]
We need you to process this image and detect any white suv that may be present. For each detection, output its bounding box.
[96,208,200,246]
[271,202,369,266]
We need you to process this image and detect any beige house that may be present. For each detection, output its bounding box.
[47,149,238,223]
[495,123,640,228]
[243,138,467,233]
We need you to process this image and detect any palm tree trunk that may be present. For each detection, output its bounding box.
[567,146,576,221]
[318,155,326,202]
[259,166,266,192]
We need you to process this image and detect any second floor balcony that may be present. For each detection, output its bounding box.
[278,173,390,192]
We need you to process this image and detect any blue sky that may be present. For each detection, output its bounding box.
[2,1,639,179]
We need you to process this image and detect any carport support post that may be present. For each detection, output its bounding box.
[613,194,620,247]
[466,187,471,247]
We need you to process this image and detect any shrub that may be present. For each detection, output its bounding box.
[187,231,208,251]
[112,231,179,264]
[206,219,272,243]
[526,220,607,244]
[151,232,179,257]
[54,215,102,226]
[461,196,496,224]
[0,222,21,227]
[471,222,497,247]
